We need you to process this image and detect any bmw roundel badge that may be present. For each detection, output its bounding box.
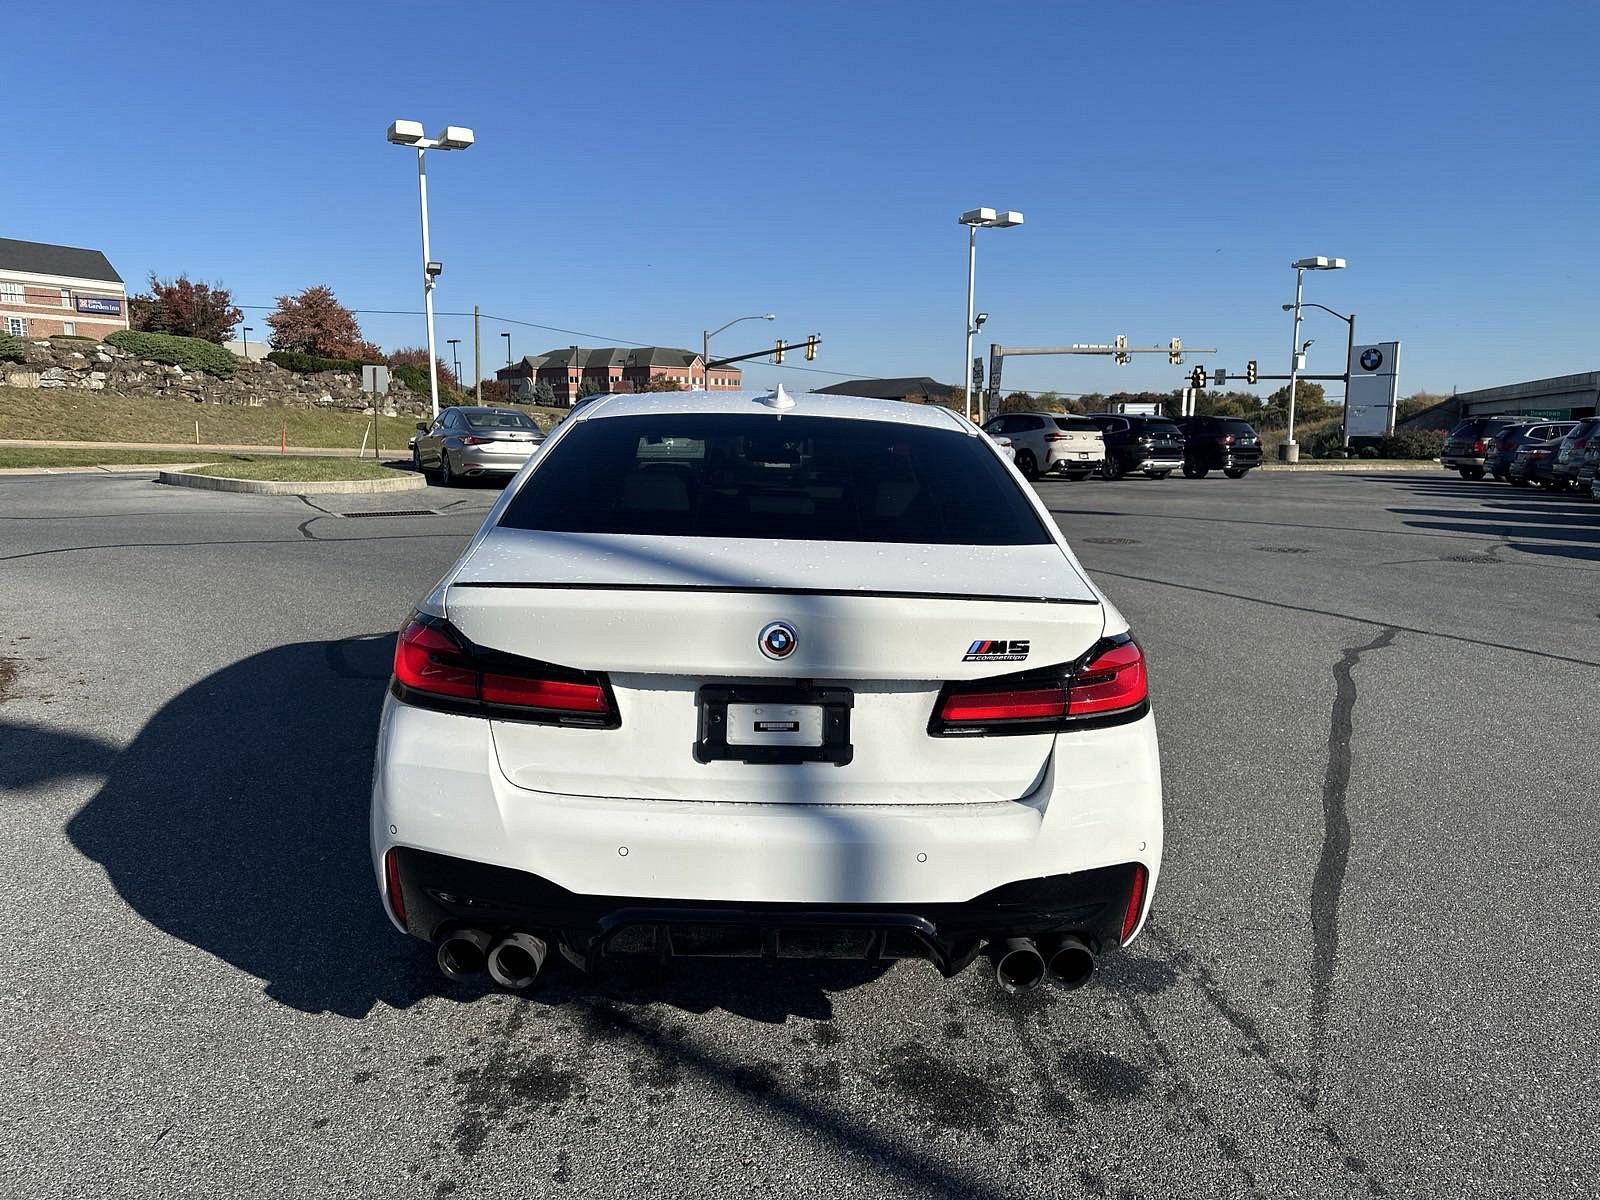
[759,621,798,660]
[1360,347,1383,372]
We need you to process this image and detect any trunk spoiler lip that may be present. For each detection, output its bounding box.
[446,580,1099,606]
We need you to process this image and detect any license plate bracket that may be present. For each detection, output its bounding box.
[695,684,854,766]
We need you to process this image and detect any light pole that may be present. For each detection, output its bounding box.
[1283,301,1356,446]
[501,331,511,368]
[1282,256,1345,461]
[447,338,462,392]
[703,313,775,390]
[959,208,1024,424]
[387,119,476,419]
[241,326,253,362]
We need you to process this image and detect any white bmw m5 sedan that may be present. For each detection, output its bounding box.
[372,387,1162,995]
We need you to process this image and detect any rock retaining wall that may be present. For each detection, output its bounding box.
[1,337,429,415]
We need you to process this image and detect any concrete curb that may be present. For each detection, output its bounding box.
[156,469,426,496]
[1259,462,1437,473]
[0,462,212,476]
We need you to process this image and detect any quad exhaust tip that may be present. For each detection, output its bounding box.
[436,928,493,980]
[1043,933,1097,990]
[995,937,1046,993]
[487,932,548,990]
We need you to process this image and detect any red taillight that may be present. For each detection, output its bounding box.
[1066,640,1147,716]
[939,686,1068,723]
[1216,434,1235,445]
[1121,863,1149,942]
[384,848,407,927]
[933,639,1148,733]
[460,435,490,445]
[392,617,615,724]
[480,672,608,712]
[1472,439,1488,453]
[1043,432,1069,442]
[395,620,477,699]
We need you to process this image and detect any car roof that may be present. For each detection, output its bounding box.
[567,388,974,433]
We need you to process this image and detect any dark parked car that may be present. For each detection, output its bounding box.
[1508,430,1568,488]
[1441,416,1524,479]
[1551,416,1600,491]
[1486,421,1577,480]
[1576,439,1599,498]
[1086,414,1186,480]
[1173,415,1263,478]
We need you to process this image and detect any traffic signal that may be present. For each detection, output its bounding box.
[1246,359,1258,385]
[772,339,786,364]
[1168,337,1182,365]
[1190,364,1206,390]
[805,334,818,361]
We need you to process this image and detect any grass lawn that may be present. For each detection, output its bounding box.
[0,447,221,469]
[0,386,569,450]
[186,456,411,482]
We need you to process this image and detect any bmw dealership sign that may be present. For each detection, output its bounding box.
[1346,341,1401,439]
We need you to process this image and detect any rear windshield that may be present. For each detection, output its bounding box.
[1449,418,1512,437]
[1206,419,1258,436]
[498,412,1052,545]
[1142,421,1183,435]
[464,410,541,431]
[1053,417,1102,431]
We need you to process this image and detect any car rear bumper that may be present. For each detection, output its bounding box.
[385,847,1146,975]
[1134,455,1184,471]
[370,695,1162,960]
[457,446,538,474]
[1441,452,1485,469]
[1046,451,1102,472]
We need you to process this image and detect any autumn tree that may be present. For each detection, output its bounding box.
[128,273,243,344]
[638,375,686,392]
[266,286,381,360]
[387,346,458,390]
[1263,381,1329,428]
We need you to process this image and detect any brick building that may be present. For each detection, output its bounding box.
[0,238,128,340]
[497,346,740,405]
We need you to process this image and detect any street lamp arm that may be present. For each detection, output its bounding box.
[706,313,775,341]
[1288,301,1353,324]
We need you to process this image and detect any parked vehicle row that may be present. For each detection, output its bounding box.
[1448,415,1600,495]
[982,412,1262,483]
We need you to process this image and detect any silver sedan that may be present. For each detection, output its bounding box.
[412,407,546,485]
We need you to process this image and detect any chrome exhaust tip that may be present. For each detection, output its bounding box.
[486,932,548,990]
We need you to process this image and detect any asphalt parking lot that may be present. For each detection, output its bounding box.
[2,467,1596,1200]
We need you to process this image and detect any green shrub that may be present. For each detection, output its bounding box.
[106,330,235,377]
[265,349,369,375]
[0,333,25,363]
[1377,429,1444,459]
[389,363,430,394]
[1300,425,1348,459]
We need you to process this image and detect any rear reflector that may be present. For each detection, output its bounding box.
[1121,863,1148,942]
[384,848,407,927]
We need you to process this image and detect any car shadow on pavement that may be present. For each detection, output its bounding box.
[62,633,892,1021]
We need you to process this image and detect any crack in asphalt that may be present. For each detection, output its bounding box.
[1307,626,1398,1111]
[1085,569,1600,668]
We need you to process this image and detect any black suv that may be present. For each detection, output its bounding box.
[1173,415,1263,479]
[1551,417,1600,491]
[1441,416,1524,479]
[1086,414,1186,480]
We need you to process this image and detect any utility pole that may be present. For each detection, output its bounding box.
[473,304,481,401]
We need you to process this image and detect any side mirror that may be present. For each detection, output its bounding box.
[415,421,428,432]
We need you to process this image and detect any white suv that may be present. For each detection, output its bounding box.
[372,389,1162,996]
[983,412,1106,481]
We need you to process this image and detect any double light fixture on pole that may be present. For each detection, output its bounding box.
[959,208,1023,423]
[703,313,775,390]
[1281,256,1345,462]
[387,119,475,419]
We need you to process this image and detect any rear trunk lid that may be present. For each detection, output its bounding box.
[443,529,1105,805]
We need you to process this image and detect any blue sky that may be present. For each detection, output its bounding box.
[9,0,1599,397]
